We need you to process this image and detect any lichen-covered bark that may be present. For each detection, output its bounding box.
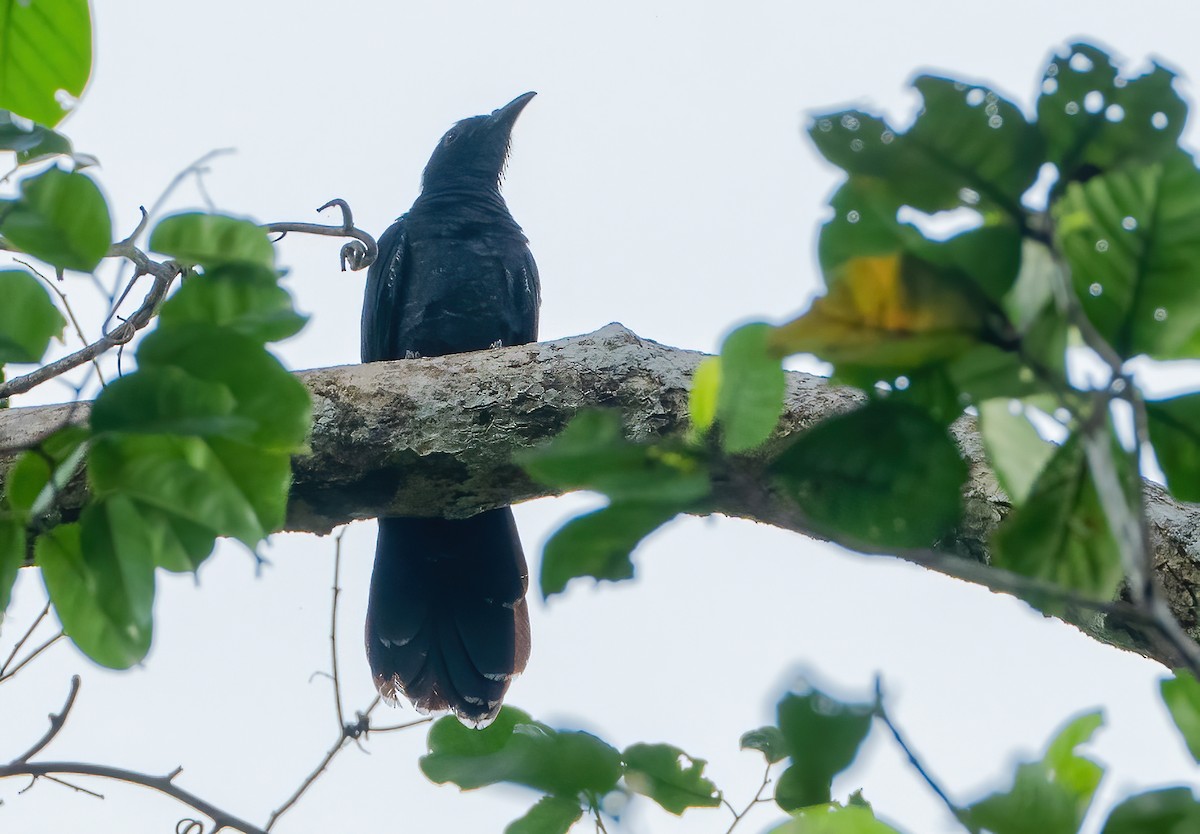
[1,324,1197,664]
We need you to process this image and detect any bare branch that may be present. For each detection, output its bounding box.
[265,198,378,272]
[0,601,51,678]
[0,632,64,684]
[12,675,79,763]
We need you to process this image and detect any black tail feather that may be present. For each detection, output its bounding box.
[365,508,530,725]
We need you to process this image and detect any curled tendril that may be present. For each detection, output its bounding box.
[176,819,205,834]
[265,198,379,273]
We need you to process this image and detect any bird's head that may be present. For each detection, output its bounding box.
[421,92,536,193]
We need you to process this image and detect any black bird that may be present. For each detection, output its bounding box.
[361,92,539,726]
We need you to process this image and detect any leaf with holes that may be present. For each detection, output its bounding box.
[622,743,721,815]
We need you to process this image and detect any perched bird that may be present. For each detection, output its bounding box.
[361,92,539,726]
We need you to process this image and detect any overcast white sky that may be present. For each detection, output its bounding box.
[3,2,1200,833]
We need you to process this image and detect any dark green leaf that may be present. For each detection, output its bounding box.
[962,712,1103,834]
[91,367,248,438]
[1054,150,1200,360]
[771,401,966,548]
[521,410,709,505]
[717,323,786,453]
[0,110,73,164]
[817,177,913,274]
[1037,43,1185,186]
[1101,788,1200,834]
[0,269,65,365]
[37,519,153,668]
[0,516,23,614]
[1146,395,1200,502]
[157,263,307,342]
[136,324,311,451]
[991,435,1126,599]
[769,804,904,834]
[740,726,788,764]
[1,167,111,272]
[0,0,91,127]
[149,212,275,270]
[1161,670,1200,763]
[420,707,623,798]
[506,796,584,834]
[540,502,678,598]
[774,688,875,811]
[622,743,721,815]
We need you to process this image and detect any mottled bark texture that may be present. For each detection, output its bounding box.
[2,324,1197,664]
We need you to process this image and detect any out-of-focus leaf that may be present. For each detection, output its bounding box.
[688,356,721,434]
[962,712,1103,834]
[0,167,111,272]
[1146,394,1200,502]
[772,253,986,374]
[0,110,73,164]
[622,743,721,815]
[1054,150,1200,360]
[0,516,23,614]
[977,399,1057,504]
[149,212,275,270]
[5,424,88,519]
[420,707,623,798]
[91,367,249,438]
[505,796,584,834]
[774,687,875,811]
[1161,670,1200,763]
[991,435,1126,599]
[0,269,65,365]
[157,263,307,342]
[37,519,153,668]
[769,804,905,834]
[717,323,785,453]
[771,400,966,549]
[1101,788,1200,834]
[1037,43,1186,186]
[740,726,788,764]
[540,502,677,598]
[0,0,91,127]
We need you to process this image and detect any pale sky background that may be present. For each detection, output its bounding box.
[3,2,1200,833]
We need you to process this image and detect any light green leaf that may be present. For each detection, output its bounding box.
[1161,670,1200,763]
[977,399,1057,504]
[769,804,905,834]
[149,212,275,270]
[717,323,785,453]
[0,269,65,365]
[688,356,721,434]
[505,796,584,834]
[0,167,111,272]
[0,0,91,127]
[157,263,307,342]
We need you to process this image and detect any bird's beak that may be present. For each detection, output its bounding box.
[490,92,537,131]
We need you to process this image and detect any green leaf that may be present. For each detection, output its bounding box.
[770,401,966,549]
[420,707,623,798]
[1,167,111,272]
[0,110,73,164]
[962,712,1103,834]
[149,212,275,270]
[1037,43,1185,186]
[991,435,1126,599]
[5,424,88,518]
[0,0,91,128]
[1161,670,1200,763]
[521,410,709,505]
[540,502,678,598]
[740,726,788,764]
[769,804,904,834]
[688,356,721,434]
[506,795,584,834]
[809,76,1040,218]
[37,519,154,668]
[1054,151,1200,360]
[157,263,307,342]
[135,324,311,451]
[717,323,785,453]
[622,743,721,815]
[977,399,1057,504]
[1146,395,1200,502]
[1101,788,1200,834]
[0,516,23,614]
[772,253,988,376]
[774,688,875,811]
[91,367,248,438]
[0,269,65,365]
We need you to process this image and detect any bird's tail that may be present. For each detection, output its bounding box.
[364,509,531,726]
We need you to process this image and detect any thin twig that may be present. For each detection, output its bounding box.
[329,529,346,732]
[874,680,974,834]
[19,259,107,388]
[0,602,51,678]
[265,198,378,272]
[12,675,80,763]
[0,633,64,684]
[723,760,773,834]
[39,773,104,799]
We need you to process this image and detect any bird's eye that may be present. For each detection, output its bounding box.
[443,130,459,145]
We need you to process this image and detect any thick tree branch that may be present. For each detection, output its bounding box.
[1,324,1198,664]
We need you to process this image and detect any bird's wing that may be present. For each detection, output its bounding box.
[361,216,408,362]
[514,244,541,344]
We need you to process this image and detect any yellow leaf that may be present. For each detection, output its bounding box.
[688,356,722,433]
